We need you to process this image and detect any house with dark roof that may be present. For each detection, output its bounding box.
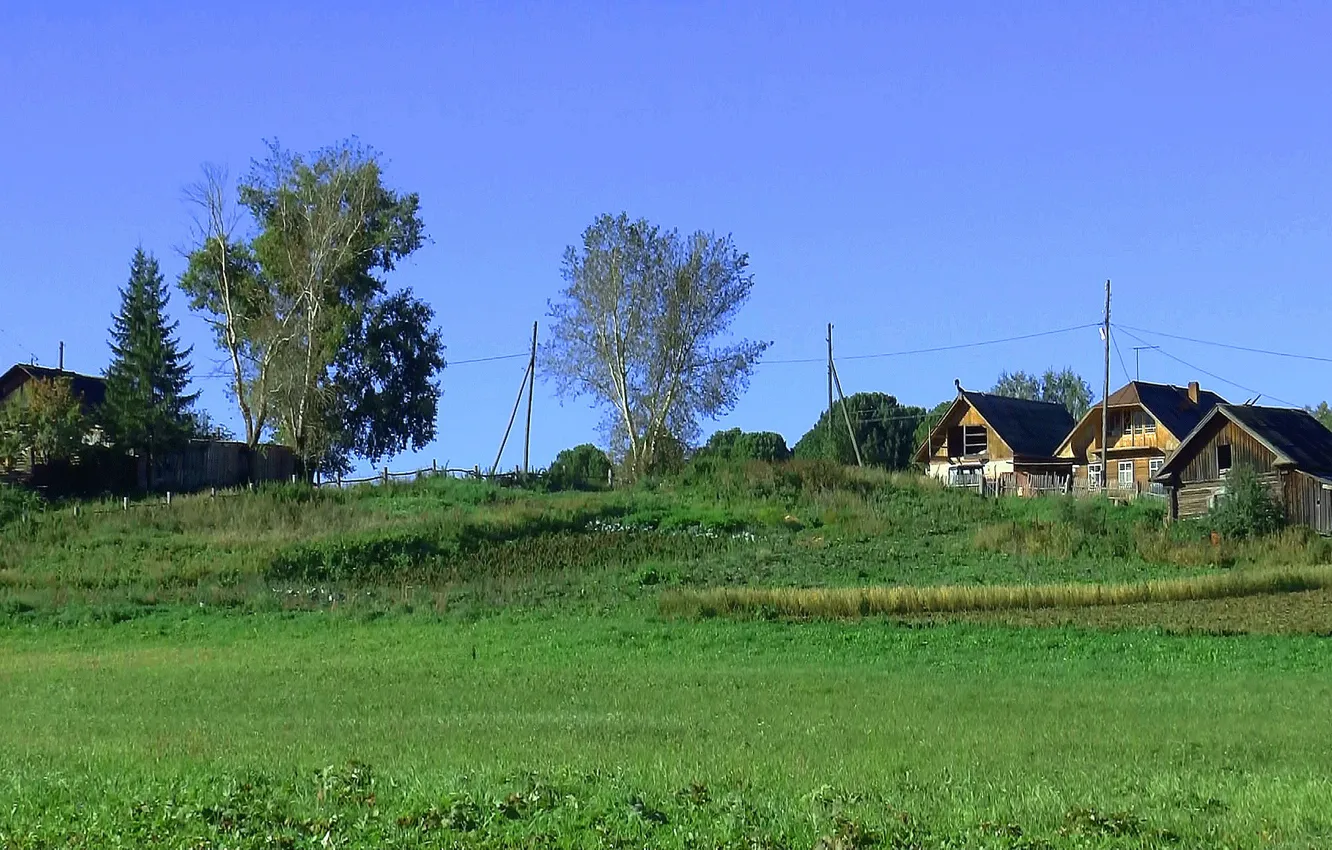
[1053,380,1226,500]
[0,363,108,477]
[0,364,107,413]
[1152,404,1332,534]
[914,385,1076,495]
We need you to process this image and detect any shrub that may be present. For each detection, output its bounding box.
[1208,466,1285,540]
[696,428,791,463]
[0,483,42,527]
[547,444,612,491]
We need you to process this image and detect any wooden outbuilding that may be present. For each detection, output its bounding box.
[915,387,1074,495]
[1152,404,1332,534]
[1053,380,1225,500]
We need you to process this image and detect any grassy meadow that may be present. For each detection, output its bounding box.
[3,462,1332,847]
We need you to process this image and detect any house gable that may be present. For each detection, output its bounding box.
[1157,405,1332,483]
[1055,381,1227,462]
[915,391,1073,464]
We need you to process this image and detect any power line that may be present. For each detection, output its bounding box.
[1117,324,1332,364]
[1115,326,1303,409]
[762,322,1101,365]
[450,352,529,366]
[1110,328,1132,384]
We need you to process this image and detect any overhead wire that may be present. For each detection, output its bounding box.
[761,322,1101,365]
[1115,326,1303,409]
[1117,324,1332,364]
[1110,327,1132,384]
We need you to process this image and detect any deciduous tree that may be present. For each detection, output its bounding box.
[991,367,1092,420]
[544,213,768,478]
[181,141,444,476]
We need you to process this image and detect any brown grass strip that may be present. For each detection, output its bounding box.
[659,565,1332,619]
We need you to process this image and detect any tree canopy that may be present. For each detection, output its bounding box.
[0,378,87,469]
[101,248,197,478]
[793,392,925,470]
[1309,402,1332,431]
[991,367,1093,420]
[544,213,768,479]
[695,428,791,463]
[180,141,445,475]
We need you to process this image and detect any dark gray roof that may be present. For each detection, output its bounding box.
[0,364,107,410]
[1220,405,1332,475]
[1158,404,1332,479]
[1126,381,1227,441]
[963,391,1075,459]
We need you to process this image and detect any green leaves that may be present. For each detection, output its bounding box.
[545,213,769,479]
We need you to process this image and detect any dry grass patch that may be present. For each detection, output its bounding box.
[660,565,1332,620]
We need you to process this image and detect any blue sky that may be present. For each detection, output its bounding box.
[2,2,1330,472]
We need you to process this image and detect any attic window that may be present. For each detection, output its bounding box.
[1217,443,1232,474]
[962,425,988,456]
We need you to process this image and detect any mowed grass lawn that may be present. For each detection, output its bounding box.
[3,613,1332,848]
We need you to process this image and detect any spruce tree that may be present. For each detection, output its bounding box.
[102,248,198,485]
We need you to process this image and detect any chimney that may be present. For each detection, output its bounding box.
[1188,381,1199,404]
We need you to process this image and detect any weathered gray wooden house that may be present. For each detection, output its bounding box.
[1151,404,1332,534]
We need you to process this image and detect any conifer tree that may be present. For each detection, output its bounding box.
[102,248,198,484]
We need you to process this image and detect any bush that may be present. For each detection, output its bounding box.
[1208,466,1285,540]
[547,444,612,491]
[0,484,42,527]
[696,428,791,463]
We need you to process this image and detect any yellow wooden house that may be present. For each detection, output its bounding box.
[1054,380,1225,499]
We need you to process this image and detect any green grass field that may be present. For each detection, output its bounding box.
[3,465,1332,847]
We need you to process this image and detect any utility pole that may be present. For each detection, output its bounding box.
[523,321,537,476]
[831,360,863,466]
[826,323,835,448]
[1101,279,1111,493]
[58,341,64,372]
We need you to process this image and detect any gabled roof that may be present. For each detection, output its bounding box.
[1055,380,1227,456]
[1118,381,1226,442]
[1156,405,1332,479]
[0,364,107,409]
[916,390,1075,462]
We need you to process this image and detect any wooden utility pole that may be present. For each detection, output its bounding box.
[492,356,533,478]
[831,360,863,466]
[1101,278,1111,493]
[826,323,835,446]
[523,321,537,476]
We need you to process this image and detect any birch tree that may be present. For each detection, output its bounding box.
[544,213,768,478]
[180,141,441,474]
[180,164,286,449]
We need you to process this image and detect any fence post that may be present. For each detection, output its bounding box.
[166,491,172,507]
[382,467,389,486]
[336,471,342,488]
[123,496,129,511]
[210,487,217,499]
[432,459,438,476]
[73,504,79,519]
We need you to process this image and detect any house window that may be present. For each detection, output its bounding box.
[1118,460,1134,488]
[1120,412,1132,436]
[962,425,987,456]
[1131,412,1144,436]
[1088,463,1103,489]
[1144,416,1156,435]
[1217,444,1232,474]
[1149,457,1164,479]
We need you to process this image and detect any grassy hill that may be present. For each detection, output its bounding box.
[4,459,1328,625]
[4,462,1332,847]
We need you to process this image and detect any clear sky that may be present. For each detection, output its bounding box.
[2,2,1330,473]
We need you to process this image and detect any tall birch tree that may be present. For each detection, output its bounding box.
[544,213,768,478]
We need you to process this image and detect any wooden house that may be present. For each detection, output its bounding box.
[1152,405,1332,534]
[0,364,106,413]
[0,364,108,476]
[1053,380,1225,500]
[915,386,1075,495]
